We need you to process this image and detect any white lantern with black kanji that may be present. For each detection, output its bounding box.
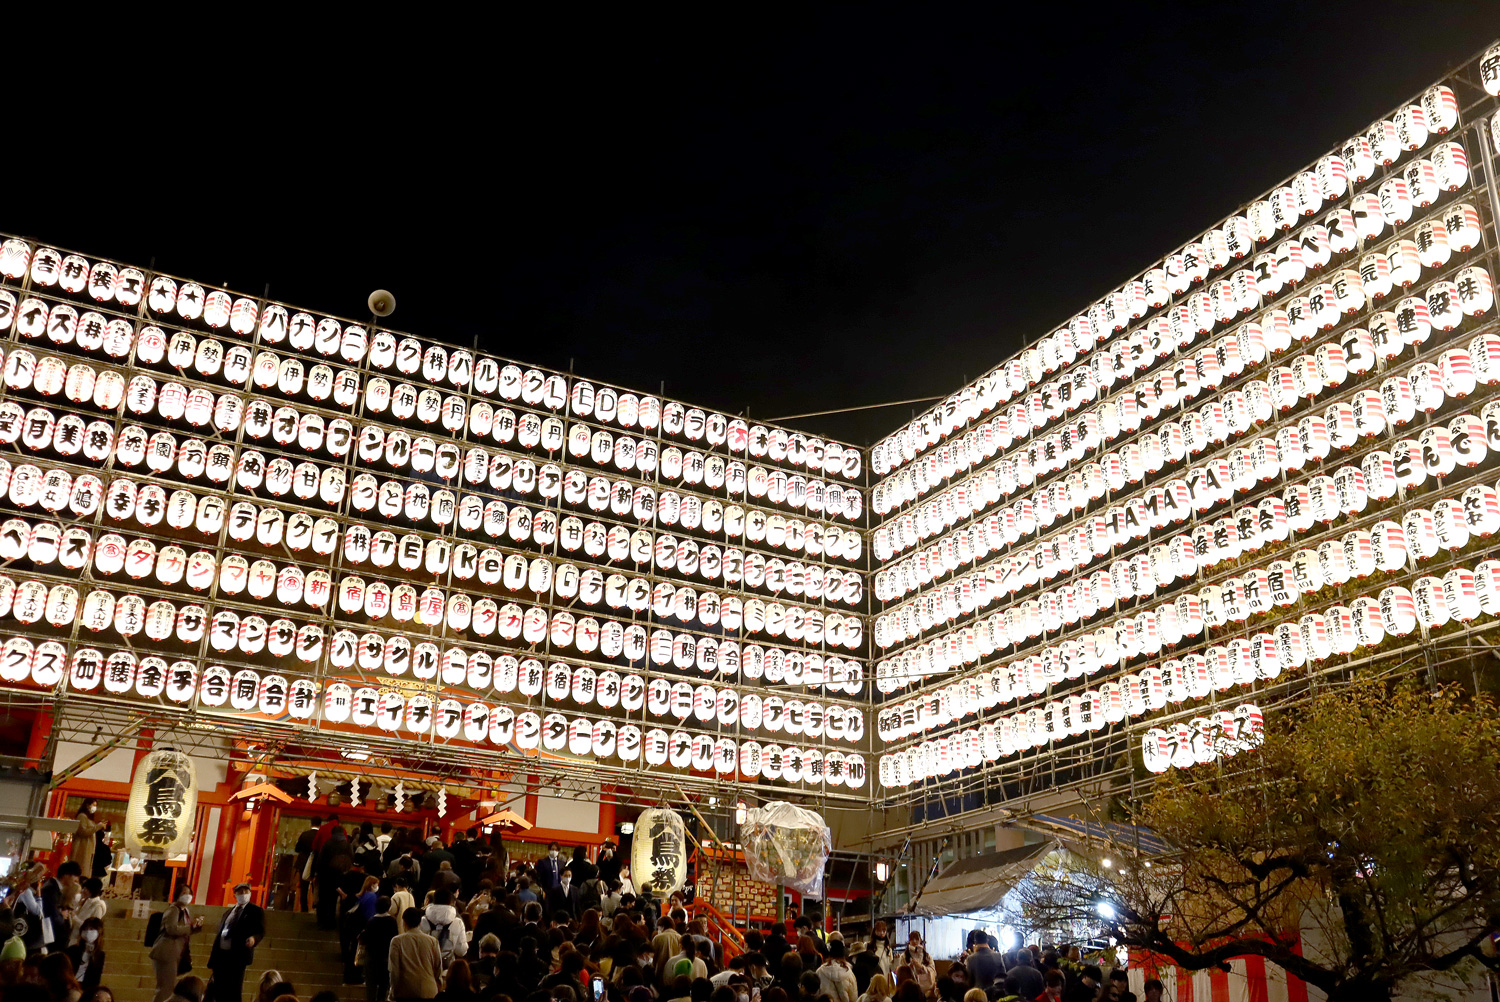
[124,748,196,857]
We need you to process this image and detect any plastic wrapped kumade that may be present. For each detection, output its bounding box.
[740,801,832,898]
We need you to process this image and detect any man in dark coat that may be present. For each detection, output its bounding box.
[419,836,455,896]
[294,817,322,912]
[596,840,621,885]
[569,846,598,885]
[535,842,565,891]
[207,882,266,1002]
[318,827,353,930]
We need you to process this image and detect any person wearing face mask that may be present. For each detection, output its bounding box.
[149,889,203,1002]
[66,917,107,994]
[70,878,108,946]
[866,923,893,979]
[546,866,580,918]
[206,883,266,1002]
[596,840,621,884]
[536,843,565,891]
[71,799,105,876]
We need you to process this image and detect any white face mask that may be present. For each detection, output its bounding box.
[82,930,99,943]
[178,895,192,906]
[235,892,251,906]
[560,877,571,888]
[549,850,560,859]
[87,805,96,814]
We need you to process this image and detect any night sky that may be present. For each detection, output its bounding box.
[13,4,1497,445]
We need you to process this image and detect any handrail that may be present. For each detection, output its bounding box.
[690,898,748,963]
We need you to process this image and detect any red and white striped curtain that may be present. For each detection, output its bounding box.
[1128,942,1314,1002]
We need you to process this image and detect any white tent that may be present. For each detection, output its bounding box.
[904,840,1057,917]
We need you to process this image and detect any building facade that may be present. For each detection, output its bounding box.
[3,39,1500,909]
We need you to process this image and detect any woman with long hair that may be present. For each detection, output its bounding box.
[901,934,936,1002]
[39,951,84,1002]
[70,799,105,875]
[438,959,480,1002]
[858,974,893,1002]
[65,916,106,994]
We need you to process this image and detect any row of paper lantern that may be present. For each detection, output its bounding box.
[362,632,859,698]
[873,291,1495,570]
[0,324,863,517]
[52,511,861,622]
[874,243,1490,524]
[874,460,1500,701]
[872,81,1469,479]
[0,389,868,555]
[0,641,868,785]
[873,218,1488,521]
[96,428,869,563]
[0,553,865,700]
[53,510,862,641]
[873,318,1498,608]
[879,533,1500,742]
[1142,703,1265,774]
[0,539,866,650]
[67,468,861,600]
[8,306,844,479]
[0,589,867,720]
[329,628,865,693]
[73,474,864,604]
[877,426,1497,635]
[27,466,860,612]
[882,538,1498,769]
[874,157,1474,481]
[0,337,866,526]
[875,395,1494,635]
[872,151,1478,494]
[872,179,1478,477]
[881,697,1259,787]
[879,697,1264,785]
[878,316,1498,570]
[0,245,862,483]
[875,379,1495,651]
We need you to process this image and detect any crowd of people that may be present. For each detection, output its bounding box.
[0,856,116,1002]
[0,821,1164,1002]
[944,932,1155,1002]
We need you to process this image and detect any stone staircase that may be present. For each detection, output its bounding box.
[100,902,349,1002]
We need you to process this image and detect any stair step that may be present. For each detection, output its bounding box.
[99,901,355,1002]
[101,970,351,990]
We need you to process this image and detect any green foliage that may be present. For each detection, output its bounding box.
[1122,679,1500,1001]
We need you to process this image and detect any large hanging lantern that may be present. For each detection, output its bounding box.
[632,807,688,898]
[741,801,832,898]
[124,747,197,857]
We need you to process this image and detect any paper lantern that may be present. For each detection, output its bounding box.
[1482,44,1500,96]
[1381,586,1419,637]
[1441,203,1482,253]
[1457,267,1494,316]
[625,806,688,897]
[124,748,196,857]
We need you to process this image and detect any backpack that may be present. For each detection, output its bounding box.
[144,910,164,947]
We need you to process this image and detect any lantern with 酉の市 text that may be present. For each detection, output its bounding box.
[124,747,196,857]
